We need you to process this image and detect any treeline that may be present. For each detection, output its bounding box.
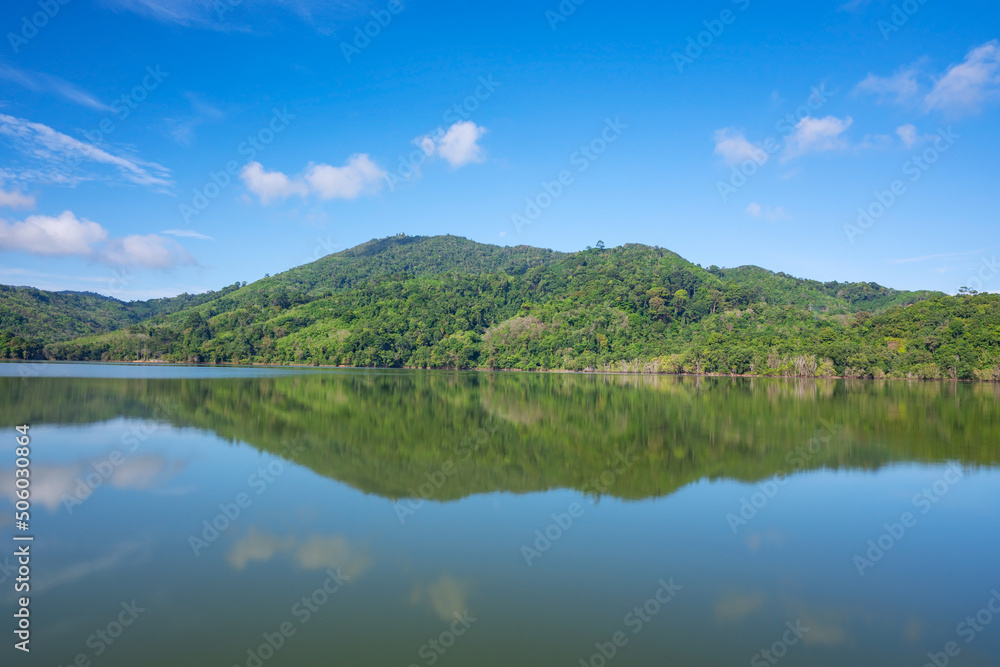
[0,282,244,344]
[5,235,997,380]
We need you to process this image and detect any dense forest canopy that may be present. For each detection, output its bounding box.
[2,234,998,380]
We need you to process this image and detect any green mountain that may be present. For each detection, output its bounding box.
[3,234,998,380]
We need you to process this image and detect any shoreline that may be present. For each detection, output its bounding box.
[4,358,993,382]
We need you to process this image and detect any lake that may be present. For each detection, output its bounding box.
[1,363,998,666]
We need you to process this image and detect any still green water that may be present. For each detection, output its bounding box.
[1,363,998,666]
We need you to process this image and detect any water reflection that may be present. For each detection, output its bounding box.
[3,370,999,502]
[0,365,997,666]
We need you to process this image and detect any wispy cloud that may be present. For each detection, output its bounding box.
[0,181,34,209]
[0,63,111,111]
[854,67,921,105]
[894,123,939,148]
[98,0,361,32]
[0,113,171,189]
[925,40,1000,115]
[745,202,790,221]
[855,41,1000,116]
[161,228,213,240]
[888,250,983,264]
[837,0,879,11]
[783,115,853,160]
[712,128,769,166]
[164,92,225,146]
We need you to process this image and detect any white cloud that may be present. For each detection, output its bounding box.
[745,202,790,221]
[410,576,472,621]
[925,40,1000,115]
[0,113,171,189]
[0,455,181,512]
[240,162,309,203]
[226,528,371,579]
[783,115,853,160]
[855,68,921,105]
[0,63,111,111]
[305,154,386,199]
[0,210,107,256]
[712,128,769,166]
[0,210,194,269]
[0,183,34,209]
[241,154,386,204]
[893,124,937,148]
[419,121,488,167]
[896,123,919,147]
[100,234,196,270]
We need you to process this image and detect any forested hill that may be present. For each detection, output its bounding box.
[3,234,997,381]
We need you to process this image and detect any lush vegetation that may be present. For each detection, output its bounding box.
[4,234,997,380]
[2,372,997,500]
[0,282,243,350]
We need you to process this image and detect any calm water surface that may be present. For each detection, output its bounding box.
[1,363,998,666]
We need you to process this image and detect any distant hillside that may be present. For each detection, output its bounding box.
[0,283,243,350]
[5,234,997,381]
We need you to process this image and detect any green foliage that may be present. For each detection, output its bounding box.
[3,372,998,501]
[5,235,997,380]
[0,282,243,356]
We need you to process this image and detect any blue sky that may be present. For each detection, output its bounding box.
[0,0,998,299]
